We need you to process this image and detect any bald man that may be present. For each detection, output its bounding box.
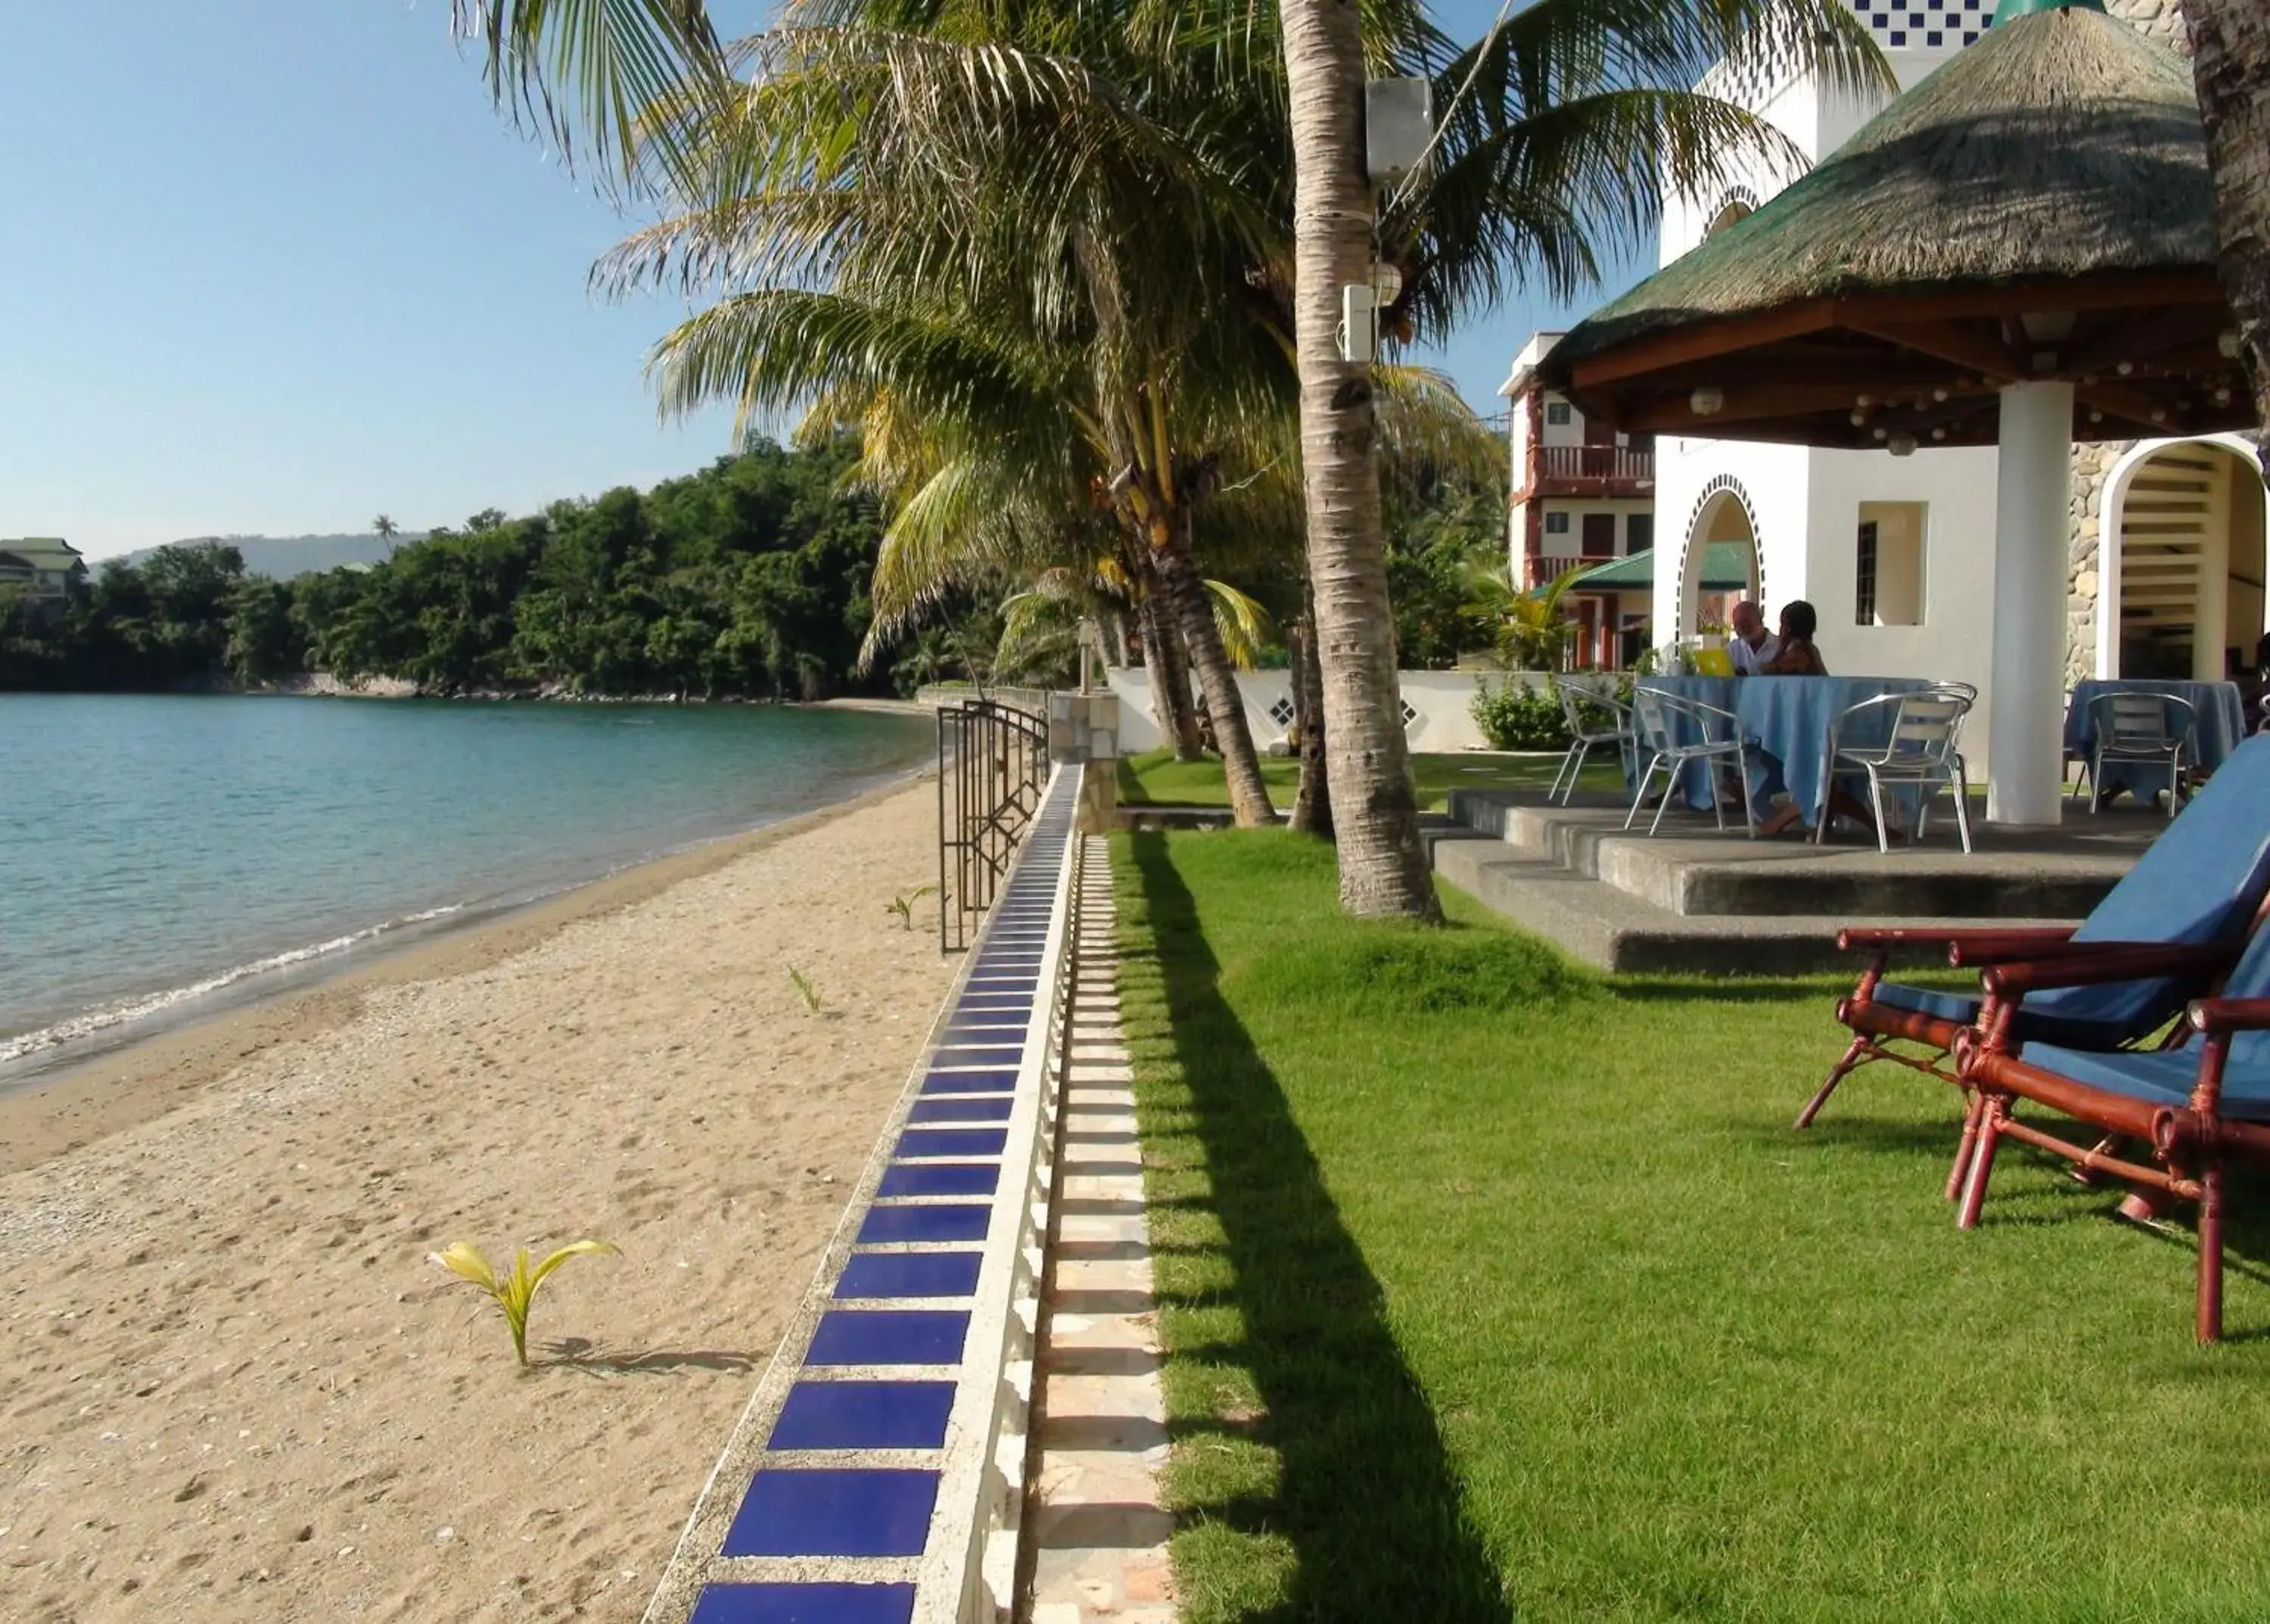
[1727,600,1779,676]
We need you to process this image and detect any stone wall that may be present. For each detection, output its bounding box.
[2062,0,2186,680]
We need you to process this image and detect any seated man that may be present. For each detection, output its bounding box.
[1726,599,1780,676]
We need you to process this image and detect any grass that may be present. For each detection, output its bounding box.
[1116,748,1622,812]
[1113,828,2270,1622]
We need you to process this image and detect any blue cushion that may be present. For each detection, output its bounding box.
[2017,733,2270,1034]
[1872,982,2136,1050]
[2015,1041,2270,1122]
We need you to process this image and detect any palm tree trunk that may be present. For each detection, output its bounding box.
[1152,527,1276,826]
[1280,0,1439,919]
[2184,0,2270,468]
[1289,593,1333,837]
[1137,574,1203,759]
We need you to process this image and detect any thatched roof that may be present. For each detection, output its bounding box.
[1541,5,2250,448]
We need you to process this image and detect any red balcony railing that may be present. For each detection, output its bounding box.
[1538,445,1653,482]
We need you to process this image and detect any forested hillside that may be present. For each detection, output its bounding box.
[0,438,950,700]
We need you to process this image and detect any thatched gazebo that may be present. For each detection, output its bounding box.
[1542,0,2253,824]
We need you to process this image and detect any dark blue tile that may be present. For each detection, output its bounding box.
[806,1309,970,1366]
[721,1468,939,1557]
[895,1127,1008,1159]
[931,1046,1022,1067]
[835,1251,982,1299]
[858,1203,992,1243]
[963,980,1038,994]
[956,996,1033,1012]
[946,1015,1022,1032]
[920,1069,1015,1095]
[688,1582,916,1624]
[907,1097,1012,1123]
[877,1162,999,1197]
[767,1380,956,1450]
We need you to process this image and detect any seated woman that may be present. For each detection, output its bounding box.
[1749,602,1892,840]
[1758,600,1827,676]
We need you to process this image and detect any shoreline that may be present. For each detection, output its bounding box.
[0,774,963,1622]
[0,765,935,1179]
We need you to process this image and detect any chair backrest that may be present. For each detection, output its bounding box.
[1557,676,1625,738]
[1631,686,1679,753]
[1883,687,1971,767]
[2041,732,2270,1031]
[2091,690,2194,751]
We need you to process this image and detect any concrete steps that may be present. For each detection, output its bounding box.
[1426,790,2154,975]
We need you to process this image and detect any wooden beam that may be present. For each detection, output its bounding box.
[2063,305,2229,378]
[1846,318,2029,384]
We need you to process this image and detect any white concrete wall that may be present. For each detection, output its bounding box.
[1806,446,2002,768]
[1103,667,1531,756]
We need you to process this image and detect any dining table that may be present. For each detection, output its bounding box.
[2065,678,2247,804]
[1634,674,1944,827]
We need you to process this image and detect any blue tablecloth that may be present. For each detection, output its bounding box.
[2066,679,2246,803]
[1637,675,1941,824]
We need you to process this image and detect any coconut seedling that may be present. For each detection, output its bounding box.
[430,1239,615,1367]
[885,885,935,931]
[788,966,822,1011]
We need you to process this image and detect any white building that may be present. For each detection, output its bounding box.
[1550,0,2265,776]
[0,538,85,608]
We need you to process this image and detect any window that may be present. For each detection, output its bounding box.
[1544,401,1572,426]
[1855,502,1927,625]
[1627,513,1655,554]
[1855,521,1879,625]
[1581,513,1616,558]
[1544,511,1570,534]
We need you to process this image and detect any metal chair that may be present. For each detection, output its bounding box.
[1822,684,1977,854]
[1625,687,1752,836]
[2085,691,2197,819]
[1549,677,1634,804]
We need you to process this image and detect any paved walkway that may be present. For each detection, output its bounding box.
[1025,836,1177,1624]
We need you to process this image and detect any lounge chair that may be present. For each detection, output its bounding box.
[1956,929,2270,1341]
[1797,733,2270,1142]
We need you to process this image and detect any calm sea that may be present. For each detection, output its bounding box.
[0,695,933,1075]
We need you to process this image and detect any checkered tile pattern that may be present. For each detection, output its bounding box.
[1849,0,1993,50]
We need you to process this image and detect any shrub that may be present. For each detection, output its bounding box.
[1470,677,1572,751]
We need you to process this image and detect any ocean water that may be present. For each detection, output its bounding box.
[0,695,934,1072]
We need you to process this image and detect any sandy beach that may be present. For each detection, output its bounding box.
[0,776,957,1622]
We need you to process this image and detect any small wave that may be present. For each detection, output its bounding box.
[0,903,468,1069]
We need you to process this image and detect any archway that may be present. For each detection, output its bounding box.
[1677,477,1764,646]
[2095,437,2268,680]
[1704,188,1759,239]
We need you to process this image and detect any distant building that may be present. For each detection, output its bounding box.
[0,538,86,611]
[1500,332,1656,667]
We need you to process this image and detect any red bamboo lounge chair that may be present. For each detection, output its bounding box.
[1957,926,2270,1342]
[1799,733,2270,1135]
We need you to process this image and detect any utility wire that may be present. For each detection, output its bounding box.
[1382,0,1524,214]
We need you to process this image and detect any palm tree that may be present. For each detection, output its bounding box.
[372,514,399,555]
[1464,559,1586,672]
[602,18,1292,823]
[1277,0,1884,915]
[2181,1,2270,468]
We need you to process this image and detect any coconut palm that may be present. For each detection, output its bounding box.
[472,0,1890,900]
[599,18,1296,825]
[372,514,400,555]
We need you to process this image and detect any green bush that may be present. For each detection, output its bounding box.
[1470,677,1572,751]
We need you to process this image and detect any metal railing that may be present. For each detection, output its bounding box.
[1540,445,1654,482]
[937,698,1050,952]
[915,682,1050,720]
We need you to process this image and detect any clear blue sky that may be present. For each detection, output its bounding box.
[1,1,1631,562]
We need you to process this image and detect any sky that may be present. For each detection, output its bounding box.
[0,1,1632,562]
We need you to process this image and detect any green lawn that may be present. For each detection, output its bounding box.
[1113,829,2270,1622]
[1116,748,1622,812]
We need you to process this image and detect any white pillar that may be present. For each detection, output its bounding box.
[1986,381,2076,825]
